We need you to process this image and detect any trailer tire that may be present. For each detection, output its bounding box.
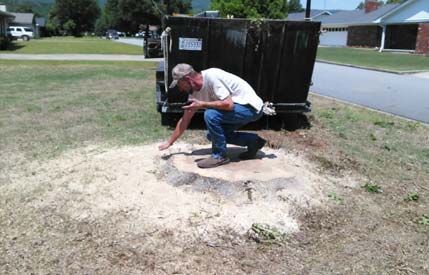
[281,114,311,131]
[161,113,170,126]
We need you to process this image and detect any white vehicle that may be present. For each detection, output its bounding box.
[7,26,34,41]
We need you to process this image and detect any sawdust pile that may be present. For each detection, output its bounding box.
[11,142,357,240]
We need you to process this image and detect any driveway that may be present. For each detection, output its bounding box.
[311,62,429,124]
[115,38,146,47]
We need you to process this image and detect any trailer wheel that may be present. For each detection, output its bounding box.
[281,114,311,131]
[161,113,182,127]
[161,113,170,126]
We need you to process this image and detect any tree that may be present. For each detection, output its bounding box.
[49,0,101,36]
[15,3,33,13]
[162,0,192,15]
[98,0,192,34]
[288,0,303,13]
[210,0,288,19]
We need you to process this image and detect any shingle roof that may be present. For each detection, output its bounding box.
[11,12,34,25]
[287,10,342,21]
[287,4,400,26]
[320,4,399,25]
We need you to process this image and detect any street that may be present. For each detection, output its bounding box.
[311,62,429,123]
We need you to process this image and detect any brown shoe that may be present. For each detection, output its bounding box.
[239,137,267,160]
[197,156,230,169]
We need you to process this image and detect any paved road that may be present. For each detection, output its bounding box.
[311,62,429,123]
[115,38,146,47]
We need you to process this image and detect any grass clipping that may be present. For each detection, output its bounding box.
[248,223,287,244]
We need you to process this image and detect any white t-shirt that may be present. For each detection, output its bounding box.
[191,68,263,112]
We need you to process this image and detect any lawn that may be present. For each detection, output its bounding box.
[317,47,429,72]
[3,37,144,55]
[1,60,428,274]
[0,60,163,168]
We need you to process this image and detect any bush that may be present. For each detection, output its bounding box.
[0,35,10,50]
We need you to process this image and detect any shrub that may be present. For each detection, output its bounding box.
[0,35,10,50]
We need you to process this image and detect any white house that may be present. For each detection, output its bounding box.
[288,0,429,54]
[375,0,429,52]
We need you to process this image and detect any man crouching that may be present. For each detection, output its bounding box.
[158,63,266,168]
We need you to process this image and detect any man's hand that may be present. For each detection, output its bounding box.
[158,142,171,151]
[182,98,203,111]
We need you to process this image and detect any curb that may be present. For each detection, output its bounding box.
[316,60,429,75]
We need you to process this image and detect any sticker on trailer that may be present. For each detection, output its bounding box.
[179,38,202,51]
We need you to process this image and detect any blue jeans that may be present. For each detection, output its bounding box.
[204,103,263,159]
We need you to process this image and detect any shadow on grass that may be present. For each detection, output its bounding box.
[6,42,25,51]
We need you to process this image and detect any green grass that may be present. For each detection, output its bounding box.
[310,94,429,186]
[0,60,165,167]
[317,47,429,72]
[3,37,144,55]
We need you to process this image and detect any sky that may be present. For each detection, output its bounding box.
[300,0,363,10]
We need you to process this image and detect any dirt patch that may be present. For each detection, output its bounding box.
[8,141,400,275]
[7,143,355,239]
[2,139,427,274]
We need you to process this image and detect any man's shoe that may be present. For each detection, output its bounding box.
[239,137,267,160]
[197,156,230,169]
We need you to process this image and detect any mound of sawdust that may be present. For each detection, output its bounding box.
[16,142,356,239]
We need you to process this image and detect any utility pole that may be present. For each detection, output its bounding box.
[164,0,170,15]
[305,0,312,21]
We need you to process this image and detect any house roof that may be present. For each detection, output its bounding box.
[0,10,15,18]
[287,10,342,21]
[374,0,428,23]
[321,4,400,26]
[288,4,401,26]
[11,12,34,24]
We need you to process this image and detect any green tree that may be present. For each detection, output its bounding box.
[98,0,191,34]
[95,0,121,35]
[288,0,303,13]
[210,0,288,19]
[49,0,101,36]
[15,3,33,13]
[162,0,192,15]
[116,0,161,33]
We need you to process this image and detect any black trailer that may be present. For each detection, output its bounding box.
[156,15,320,126]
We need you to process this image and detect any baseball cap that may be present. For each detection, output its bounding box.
[169,63,195,88]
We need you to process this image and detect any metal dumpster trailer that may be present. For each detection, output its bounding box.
[156,16,321,127]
